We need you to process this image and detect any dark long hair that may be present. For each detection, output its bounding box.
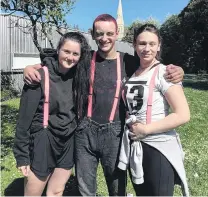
[57,32,91,119]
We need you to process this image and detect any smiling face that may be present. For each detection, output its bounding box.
[134,31,160,66]
[93,21,118,54]
[58,39,81,73]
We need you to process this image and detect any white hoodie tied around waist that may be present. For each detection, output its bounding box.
[118,115,189,197]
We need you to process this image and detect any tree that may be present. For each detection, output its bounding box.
[161,0,208,73]
[122,20,143,43]
[178,0,208,73]
[122,17,160,43]
[160,15,184,66]
[1,0,76,52]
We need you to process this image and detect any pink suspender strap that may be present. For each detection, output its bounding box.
[146,65,160,124]
[87,52,96,118]
[87,52,121,122]
[109,52,121,122]
[42,66,50,128]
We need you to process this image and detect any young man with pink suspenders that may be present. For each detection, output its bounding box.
[23,14,185,196]
[74,15,185,196]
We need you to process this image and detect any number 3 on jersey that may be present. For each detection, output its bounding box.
[124,81,147,114]
[129,85,144,112]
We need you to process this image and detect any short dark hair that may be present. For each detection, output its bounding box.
[92,14,118,34]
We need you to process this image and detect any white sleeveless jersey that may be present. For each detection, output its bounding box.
[124,64,182,124]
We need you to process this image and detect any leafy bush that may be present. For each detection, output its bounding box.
[1,72,19,101]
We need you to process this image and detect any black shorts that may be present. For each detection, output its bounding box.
[29,129,74,177]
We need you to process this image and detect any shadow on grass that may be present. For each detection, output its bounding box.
[4,178,24,196]
[1,104,19,158]
[4,175,80,196]
[183,80,208,90]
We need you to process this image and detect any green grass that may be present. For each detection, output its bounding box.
[1,86,208,196]
[178,88,208,196]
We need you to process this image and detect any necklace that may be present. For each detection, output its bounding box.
[135,60,159,76]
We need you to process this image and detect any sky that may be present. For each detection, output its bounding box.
[66,0,190,31]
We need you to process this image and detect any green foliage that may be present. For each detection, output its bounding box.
[122,17,160,43]
[1,73,19,101]
[161,0,208,73]
[1,99,19,158]
[178,0,208,73]
[122,20,143,43]
[160,14,183,66]
[124,0,208,73]
[1,0,76,51]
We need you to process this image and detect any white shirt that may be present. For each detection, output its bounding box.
[124,63,181,124]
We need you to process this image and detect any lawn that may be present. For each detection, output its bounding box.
[1,83,208,196]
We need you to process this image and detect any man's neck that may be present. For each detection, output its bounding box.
[97,48,117,60]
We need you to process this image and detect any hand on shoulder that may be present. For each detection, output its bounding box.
[24,64,42,85]
[164,64,184,83]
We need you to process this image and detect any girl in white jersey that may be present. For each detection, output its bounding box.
[118,24,190,196]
